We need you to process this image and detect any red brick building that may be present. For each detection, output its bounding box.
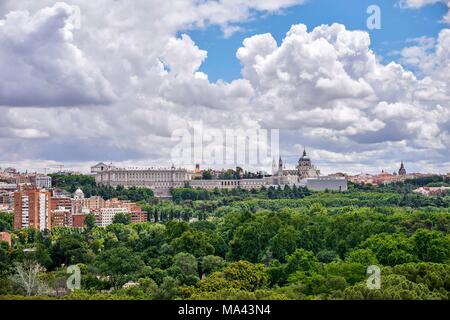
[14,188,52,231]
[51,196,73,228]
[72,214,87,228]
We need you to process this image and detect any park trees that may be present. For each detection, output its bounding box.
[171,229,215,257]
[112,213,131,225]
[93,246,145,289]
[413,229,450,263]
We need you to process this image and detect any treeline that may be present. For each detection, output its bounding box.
[49,174,154,202]
[171,185,312,203]
[229,191,450,211]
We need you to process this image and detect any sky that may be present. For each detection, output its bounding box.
[0,0,449,175]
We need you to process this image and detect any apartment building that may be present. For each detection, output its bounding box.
[14,188,51,231]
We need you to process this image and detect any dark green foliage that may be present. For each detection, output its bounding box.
[112,213,131,225]
[0,212,14,232]
[1,181,449,300]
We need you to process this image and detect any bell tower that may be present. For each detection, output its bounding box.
[398,162,406,176]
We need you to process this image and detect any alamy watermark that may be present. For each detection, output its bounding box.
[366,265,381,290]
[170,122,280,168]
[367,5,381,30]
[67,5,82,30]
[67,265,81,291]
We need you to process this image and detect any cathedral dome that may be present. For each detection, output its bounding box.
[299,148,310,161]
[74,188,85,199]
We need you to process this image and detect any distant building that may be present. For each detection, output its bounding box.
[92,163,190,198]
[51,195,73,227]
[14,188,51,231]
[51,208,71,228]
[0,182,17,191]
[33,175,52,189]
[0,232,11,246]
[0,182,16,211]
[4,168,17,174]
[95,207,130,227]
[413,186,450,197]
[131,209,148,224]
[398,162,407,176]
[72,214,87,228]
[74,188,85,200]
[92,147,346,195]
[305,177,348,192]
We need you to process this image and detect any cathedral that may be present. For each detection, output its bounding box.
[398,162,407,176]
[272,148,321,185]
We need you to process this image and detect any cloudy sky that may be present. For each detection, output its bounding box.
[0,0,449,174]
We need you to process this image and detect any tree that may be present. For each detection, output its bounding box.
[222,260,269,291]
[345,249,378,265]
[201,255,226,276]
[202,170,213,180]
[9,260,51,296]
[171,230,215,257]
[228,212,282,262]
[112,213,131,225]
[413,229,450,263]
[341,274,444,300]
[360,233,417,266]
[269,226,299,262]
[151,276,181,300]
[94,246,145,289]
[51,234,93,266]
[0,212,14,232]
[85,213,96,230]
[0,242,12,278]
[285,249,320,275]
[165,220,189,241]
[168,252,199,285]
[391,262,450,292]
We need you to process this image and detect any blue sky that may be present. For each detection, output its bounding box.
[187,0,448,82]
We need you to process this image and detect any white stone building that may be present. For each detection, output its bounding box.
[91,148,347,197]
[33,175,52,189]
[95,207,130,227]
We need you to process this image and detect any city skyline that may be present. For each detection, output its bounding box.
[0,144,446,176]
[0,153,441,177]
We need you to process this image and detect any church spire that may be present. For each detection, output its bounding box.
[398,161,406,176]
[303,146,307,157]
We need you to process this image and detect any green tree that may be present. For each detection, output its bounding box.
[269,226,299,262]
[341,274,444,300]
[152,276,181,300]
[0,212,14,232]
[345,249,378,265]
[413,229,450,263]
[94,246,145,289]
[201,255,226,276]
[84,214,96,230]
[285,249,320,275]
[51,234,93,266]
[171,230,215,257]
[360,233,417,266]
[112,213,131,225]
[222,260,269,291]
[168,252,199,285]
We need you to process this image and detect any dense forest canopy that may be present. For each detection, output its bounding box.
[0,175,449,300]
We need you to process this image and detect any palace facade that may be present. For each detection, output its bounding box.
[92,149,347,198]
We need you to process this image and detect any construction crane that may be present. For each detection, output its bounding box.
[49,165,65,174]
